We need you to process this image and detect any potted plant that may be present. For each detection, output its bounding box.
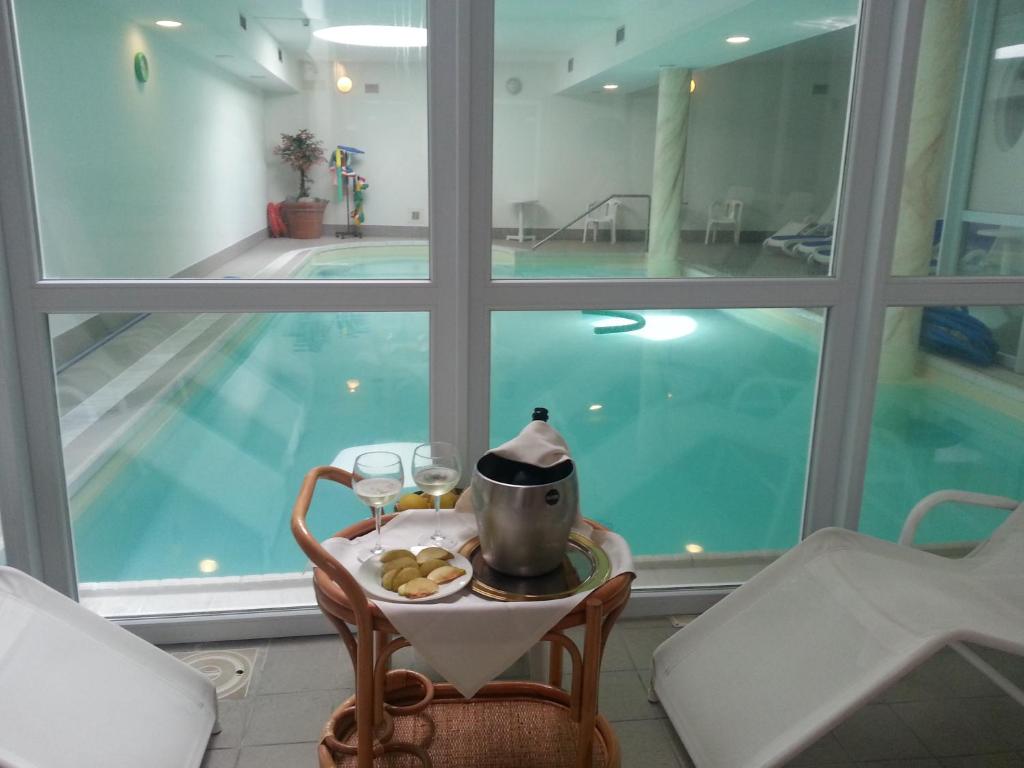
[274,128,328,239]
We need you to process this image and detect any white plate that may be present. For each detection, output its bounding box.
[357,546,473,603]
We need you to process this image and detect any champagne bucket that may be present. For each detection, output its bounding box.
[471,454,578,577]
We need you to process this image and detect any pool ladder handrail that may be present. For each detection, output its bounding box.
[530,194,651,251]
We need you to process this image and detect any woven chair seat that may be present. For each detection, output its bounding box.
[331,695,608,768]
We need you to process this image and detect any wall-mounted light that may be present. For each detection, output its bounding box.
[690,78,696,93]
[589,403,603,411]
[336,75,353,93]
[346,378,360,393]
[155,19,182,28]
[198,558,219,573]
[602,83,619,91]
[726,35,751,44]
[685,543,704,554]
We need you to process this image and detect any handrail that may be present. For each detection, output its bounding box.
[530,193,651,251]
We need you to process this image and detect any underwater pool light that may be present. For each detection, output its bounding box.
[685,543,704,554]
[315,25,427,48]
[592,313,696,341]
[346,378,361,393]
[198,558,219,573]
[589,403,604,411]
[155,19,182,28]
[725,35,750,44]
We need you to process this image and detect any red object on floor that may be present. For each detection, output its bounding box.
[267,202,287,237]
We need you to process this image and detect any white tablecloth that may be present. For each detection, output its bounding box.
[322,509,633,697]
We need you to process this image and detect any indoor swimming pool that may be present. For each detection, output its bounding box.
[67,246,1024,583]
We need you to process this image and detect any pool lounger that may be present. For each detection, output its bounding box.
[650,489,1024,768]
[0,566,218,768]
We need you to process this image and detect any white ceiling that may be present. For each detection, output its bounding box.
[102,0,858,91]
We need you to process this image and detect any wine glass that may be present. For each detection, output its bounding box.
[352,451,404,562]
[412,442,461,548]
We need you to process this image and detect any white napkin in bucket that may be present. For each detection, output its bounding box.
[454,419,573,514]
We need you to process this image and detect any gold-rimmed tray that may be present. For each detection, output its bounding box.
[458,532,611,602]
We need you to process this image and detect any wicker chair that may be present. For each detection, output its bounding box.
[292,464,633,768]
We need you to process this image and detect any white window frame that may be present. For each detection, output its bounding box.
[2,0,1024,640]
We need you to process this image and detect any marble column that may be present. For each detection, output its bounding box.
[880,0,968,380]
[648,67,692,277]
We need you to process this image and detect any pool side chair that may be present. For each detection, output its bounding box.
[650,490,1024,768]
[704,199,744,244]
[0,566,218,768]
[582,198,622,243]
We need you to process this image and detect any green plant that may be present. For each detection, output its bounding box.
[273,129,325,199]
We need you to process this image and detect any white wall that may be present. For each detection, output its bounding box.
[681,28,854,232]
[263,58,430,227]
[16,0,267,286]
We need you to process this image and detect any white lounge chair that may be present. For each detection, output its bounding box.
[651,490,1024,768]
[0,566,218,768]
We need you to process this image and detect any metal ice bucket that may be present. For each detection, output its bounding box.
[471,453,578,577]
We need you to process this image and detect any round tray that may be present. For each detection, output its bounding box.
[458,532,611,602]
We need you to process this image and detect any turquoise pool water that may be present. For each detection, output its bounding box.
[70,249,1024,582]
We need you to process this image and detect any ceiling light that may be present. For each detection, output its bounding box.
[589,403,603,411]
[314,25,427,48]
[336,75,353,93]
[685,543,704,554]
[995,43,1024,60]
[726,35,751,44]
[155,19,182,28]
[602,83,619,90]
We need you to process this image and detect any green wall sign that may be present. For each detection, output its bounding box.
[134,52,149,83]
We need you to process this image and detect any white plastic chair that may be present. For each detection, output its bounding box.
[582,198,622,243]
[0,566,218,768]
[704,199,744,244]
[651,490,1024,768]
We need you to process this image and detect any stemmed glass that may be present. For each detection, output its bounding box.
[352,451,404,562]
[412,442,461,549]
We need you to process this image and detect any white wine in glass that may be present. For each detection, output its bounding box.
[412,442,461,548]
[352,451,404,562]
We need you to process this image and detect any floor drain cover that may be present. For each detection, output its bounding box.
[173,648,258,699]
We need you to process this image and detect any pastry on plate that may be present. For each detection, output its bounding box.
[416,547,453,564]
[417,558,448,577]
[427,565,466,585]
[398,578,439,599]
[380,549,415,563]
[382,565,421,592]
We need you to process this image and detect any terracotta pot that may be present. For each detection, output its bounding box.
[281,200,327,239]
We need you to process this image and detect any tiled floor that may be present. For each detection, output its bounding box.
[163,619,1024,768]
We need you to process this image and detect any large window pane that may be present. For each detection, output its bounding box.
[895,0,1024,277]
[861,306,1024,545]
[51,311,428,615]
[492,0,857,279]
[15,0,427,279]
[491,308,824,586]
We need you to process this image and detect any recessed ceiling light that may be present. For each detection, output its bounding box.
[314,25,427,48]
[726,35,751,44]
[602,83,619,90]
[155,19,182,28]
